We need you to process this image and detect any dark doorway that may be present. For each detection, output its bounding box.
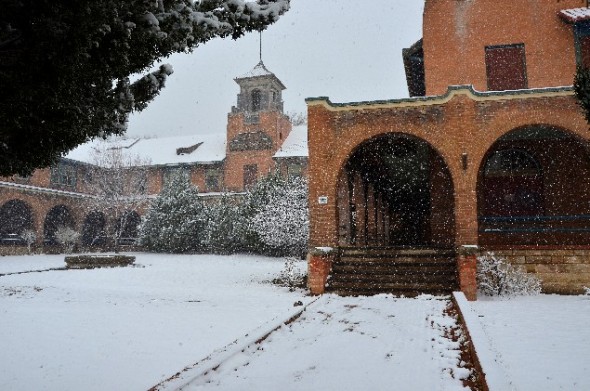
[338,134,455,247]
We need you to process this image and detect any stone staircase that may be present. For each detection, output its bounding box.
[327,247,458,296]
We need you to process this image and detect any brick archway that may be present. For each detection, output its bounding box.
[43,205,76,245]
[336,132,455,248]
[0,199,34,238]
[477,124,590,246]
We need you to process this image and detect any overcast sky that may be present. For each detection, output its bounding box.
[126,0,424,138]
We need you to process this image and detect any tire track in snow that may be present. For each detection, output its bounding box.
[177,294,472,391]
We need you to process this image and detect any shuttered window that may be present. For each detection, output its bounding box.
[485,44,527,91]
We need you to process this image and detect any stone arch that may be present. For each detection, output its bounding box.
[44,205,75,245]
[81,211,106,246]
[0,199,34,240]
[477,124,590,245]
[337,133,456,247]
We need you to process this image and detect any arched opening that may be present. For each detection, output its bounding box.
[81,211,106,246]
[44,205,75,245]
[116,211,141,245]
[0,199,33,244]
[478,125,590,245]
[337,134,455,248]
[251,89,262,112]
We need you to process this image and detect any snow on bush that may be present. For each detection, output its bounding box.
[250,176,308,257]
[139,171,207,253]
[55,226,80,254]
[272,257,306,290]
[21,230,37,254]
[203,195,245,255]
[477,252,541,297]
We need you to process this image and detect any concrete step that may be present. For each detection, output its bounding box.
[327,247,458,296]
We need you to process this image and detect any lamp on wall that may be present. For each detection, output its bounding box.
[462,153,468,170]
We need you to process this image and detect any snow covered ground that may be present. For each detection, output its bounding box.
[467,295,590,391]
[0,253,311,391]
[173,294,470,391]
[1,253,588,391]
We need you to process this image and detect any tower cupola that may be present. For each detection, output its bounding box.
[232,61,286,115]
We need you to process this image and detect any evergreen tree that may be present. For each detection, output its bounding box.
[140,171,206,253]
[250,175,309,257]
[575,66,590,124]
[203,194,244,254]
[0,0,290,176]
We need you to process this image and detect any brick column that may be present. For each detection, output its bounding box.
[458,245,478,301]
[307,248,335,295]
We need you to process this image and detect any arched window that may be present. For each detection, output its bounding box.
[482,149,543,216]
[484,149,541,177]
[251,89,262,112]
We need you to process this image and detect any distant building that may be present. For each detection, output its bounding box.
[0,62,307,252]
[307,1,590,298]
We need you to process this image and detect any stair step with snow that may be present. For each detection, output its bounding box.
[327,247,458,296]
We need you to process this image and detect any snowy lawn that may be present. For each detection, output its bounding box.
[0,254,66,275]
[171,294,471,391]
[0,253,311,391]
[467,294,590,391]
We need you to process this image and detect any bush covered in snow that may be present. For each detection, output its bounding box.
[55,226,80,254]
[477,252,541,297]
[139,171,207,253]
[272,257,307,290]
[250,176,308,257]
[139,172,309,257]
[203,195,245,255]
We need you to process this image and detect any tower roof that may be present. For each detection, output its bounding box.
[234,61,286,90]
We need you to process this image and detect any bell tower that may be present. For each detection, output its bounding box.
[224,61,292,192]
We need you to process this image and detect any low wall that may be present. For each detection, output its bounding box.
[482,246,590,294]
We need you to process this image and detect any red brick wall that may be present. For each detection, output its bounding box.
[423,0,583,95]
[224,111,291,192]
[306,88,588,249]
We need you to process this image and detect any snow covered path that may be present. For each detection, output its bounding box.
[179,294,470,391]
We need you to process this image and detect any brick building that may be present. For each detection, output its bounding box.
[0,61,307,253]
[307,1,590,298]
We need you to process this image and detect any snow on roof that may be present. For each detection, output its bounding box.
[273,125,308,158]
[237,61,274,79]
[65,133,226,166]
[559,7,590,23]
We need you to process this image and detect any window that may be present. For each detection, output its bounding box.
[485,44,527,91]
[205,169,221,192]
[287,163,303,178]
[574,22,590,68]
[129,169,148,194]
[162,167,187,188]
[251,89,262,112]
[243,164,258,189]
[50,162,77,189]
[482,149,543,216]
[484,149,541,177]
